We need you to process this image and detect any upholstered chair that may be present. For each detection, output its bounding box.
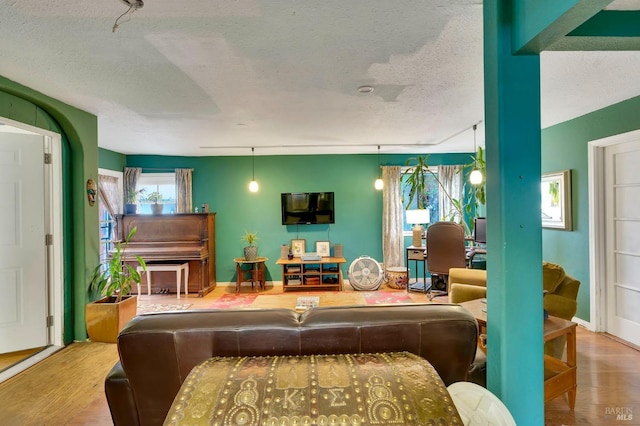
[449,268,487,304]
[425,221,467,297]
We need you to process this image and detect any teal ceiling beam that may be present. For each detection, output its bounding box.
[548,10,640,50]
[569,11,640,37]
[513,0,613,54]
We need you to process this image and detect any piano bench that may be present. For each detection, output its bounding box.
[136,262,189,299]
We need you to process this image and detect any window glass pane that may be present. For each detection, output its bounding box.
[401,167,440,233]
[137,173,176,214]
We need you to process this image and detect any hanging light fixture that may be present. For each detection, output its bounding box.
[249,147,259,192]
[469,124,483,185]
[374,145,384,190]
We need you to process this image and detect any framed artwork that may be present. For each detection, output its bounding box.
[291,239,306,257]
[315,240,331,257]
[541,169,572,231]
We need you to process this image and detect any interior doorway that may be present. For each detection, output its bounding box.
[0,118,64,383]
[589,129,640,347]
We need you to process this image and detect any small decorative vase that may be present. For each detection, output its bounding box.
[244,245,258,261]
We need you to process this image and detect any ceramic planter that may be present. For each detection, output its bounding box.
[244,245,258,261]
[85,295,138,343]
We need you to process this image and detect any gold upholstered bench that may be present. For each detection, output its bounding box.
[164,352,462,425]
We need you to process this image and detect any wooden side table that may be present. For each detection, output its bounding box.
[459,298,577,409]
[543,317,577,409]
[233,257,268,293]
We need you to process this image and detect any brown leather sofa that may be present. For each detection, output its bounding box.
[105,304,479,425]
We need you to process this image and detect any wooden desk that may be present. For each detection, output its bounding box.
[233,257,268,293]
[459,298,577,409]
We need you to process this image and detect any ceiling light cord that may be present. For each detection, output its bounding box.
[112,1,143,33]
[374,145,384,190]
[249,147,259,192]
[469,124,483,185]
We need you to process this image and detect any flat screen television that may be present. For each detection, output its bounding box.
[281,192,335,225]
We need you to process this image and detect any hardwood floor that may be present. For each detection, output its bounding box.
[0,284,638,425]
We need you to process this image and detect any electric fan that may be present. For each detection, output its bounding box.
[348,255,384,291]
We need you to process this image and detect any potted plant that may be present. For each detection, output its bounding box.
[86,227,146,343]
[144,191,164,215]
[241,231,258,261]
[125,188,146,214]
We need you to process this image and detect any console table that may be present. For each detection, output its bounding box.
[276,257,346,292]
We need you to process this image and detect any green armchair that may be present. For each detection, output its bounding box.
[449,268,487,304]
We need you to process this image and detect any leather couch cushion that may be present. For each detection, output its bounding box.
[164,352,462,425]
[542,261,566,293]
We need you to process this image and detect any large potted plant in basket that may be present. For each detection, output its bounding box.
[86,227,146,343]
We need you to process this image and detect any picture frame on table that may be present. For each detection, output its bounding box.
[316,241,331,257]
[541,169,572,231]
[291,239,306,257]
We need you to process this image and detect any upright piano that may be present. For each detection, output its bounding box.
[115,213,216,297]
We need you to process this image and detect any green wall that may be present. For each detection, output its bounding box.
[120,153,471,283]
[98,148,126,171]
[1,75,99,342]
[542,94,640,322]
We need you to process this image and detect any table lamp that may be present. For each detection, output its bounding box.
[406,209,430,248]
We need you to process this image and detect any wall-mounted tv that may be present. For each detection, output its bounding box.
[281,192,335,225]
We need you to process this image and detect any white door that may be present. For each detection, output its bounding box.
[604,138,640,347]
[0,132,48,353]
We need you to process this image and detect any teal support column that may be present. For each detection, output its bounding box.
[484,1,544,424]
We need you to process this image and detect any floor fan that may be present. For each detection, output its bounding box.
[348,256,384,291]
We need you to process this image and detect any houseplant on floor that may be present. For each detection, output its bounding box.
[241,231,259,261]
[86,227,146,343]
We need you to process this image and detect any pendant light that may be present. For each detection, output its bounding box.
[374,145,384,190]
[248,147,259,192]
[469,124,483,185]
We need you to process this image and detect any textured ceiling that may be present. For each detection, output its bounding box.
[1,1,640,156]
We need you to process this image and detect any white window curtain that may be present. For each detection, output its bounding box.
[437,165,463,222]
[175,168,193,213]
[98,174,122,217]
[124,167,141,205]
[382,166,404,268]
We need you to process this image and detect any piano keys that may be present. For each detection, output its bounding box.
[115,213,216,296]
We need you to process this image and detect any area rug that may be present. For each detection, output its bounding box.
[362,291,414,305]
[208,293,258,309]
[137,303,192,314]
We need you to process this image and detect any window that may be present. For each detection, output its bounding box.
[137,173,176,214]
[97,169,123,264]
[401,166,441,234]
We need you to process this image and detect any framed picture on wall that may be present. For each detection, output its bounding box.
[291,239,306,257]
[541,169,572,231]
[315,241,331,257]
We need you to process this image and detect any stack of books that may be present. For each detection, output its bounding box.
[305,276,321,285]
